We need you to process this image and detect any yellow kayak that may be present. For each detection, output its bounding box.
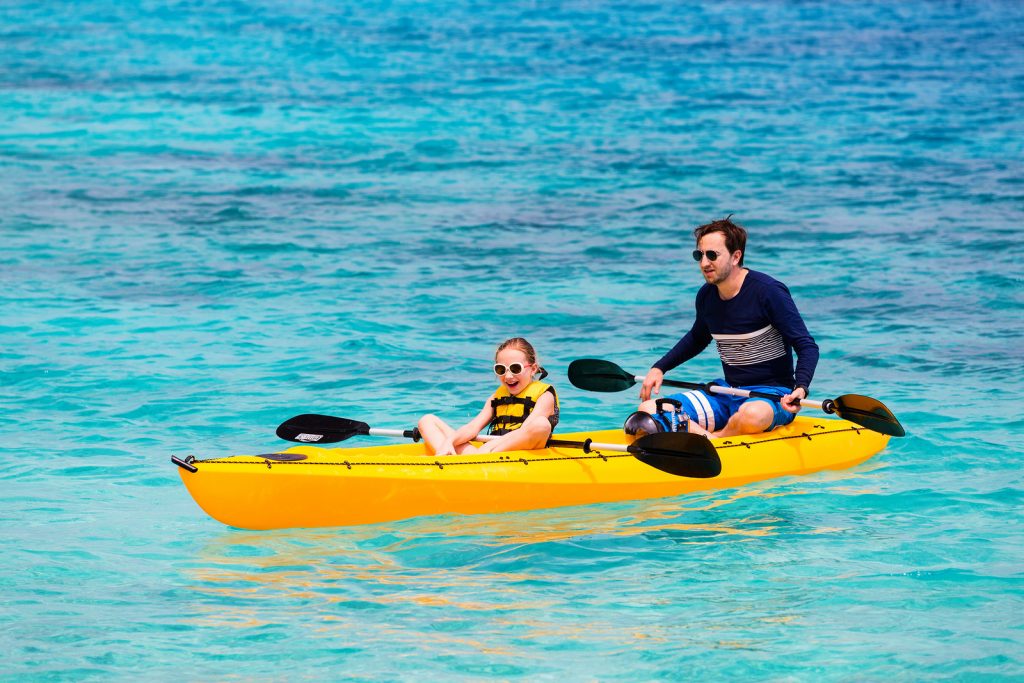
[174,415,889,530]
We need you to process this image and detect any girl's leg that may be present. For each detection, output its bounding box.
[477,419,551,453]
[416,414,481,455]
[519,418,553,449]
[417,414,455,454]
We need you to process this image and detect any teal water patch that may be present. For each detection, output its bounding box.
[2,0,1023,679]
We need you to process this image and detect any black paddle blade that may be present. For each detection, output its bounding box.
[276,414,370,444]
[630,432,722,478]
[833,395,906,437]
[568,359,638,393]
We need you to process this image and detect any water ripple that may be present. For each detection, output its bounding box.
[2,0,1023,679]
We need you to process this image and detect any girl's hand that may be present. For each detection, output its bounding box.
[476,440,496,454]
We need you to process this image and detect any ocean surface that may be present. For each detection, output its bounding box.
[2,0,1023,679]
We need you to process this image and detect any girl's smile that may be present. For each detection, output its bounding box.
[494,348,534,395]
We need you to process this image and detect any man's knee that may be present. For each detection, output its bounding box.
[734,401,774,431]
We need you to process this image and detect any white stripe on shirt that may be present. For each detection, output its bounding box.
[712,324,787,367]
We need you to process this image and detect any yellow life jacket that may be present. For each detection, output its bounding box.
[488,381,560,436]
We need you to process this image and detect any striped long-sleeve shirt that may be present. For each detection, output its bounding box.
[653,270,819,391]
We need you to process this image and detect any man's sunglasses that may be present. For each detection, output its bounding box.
[494,362,528,376]
[692,249,725,262]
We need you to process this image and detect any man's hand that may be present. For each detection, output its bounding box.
[639,368,664,402]
[781,386,807,414]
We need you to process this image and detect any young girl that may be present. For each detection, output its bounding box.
[418,337,559,455]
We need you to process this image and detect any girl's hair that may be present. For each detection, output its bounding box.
[496,337,549,380]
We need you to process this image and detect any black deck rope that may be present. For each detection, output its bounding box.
[195,450,630,467]
[713,426,863,450]
[194,426,866,468]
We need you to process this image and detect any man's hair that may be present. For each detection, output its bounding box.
[693,215,747,266]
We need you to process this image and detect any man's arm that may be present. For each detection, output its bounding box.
[653,323,712,374]
[765,280,819,392]
[653,290,713,374]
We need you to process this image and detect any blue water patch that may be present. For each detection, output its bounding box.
[2,0,1023,679]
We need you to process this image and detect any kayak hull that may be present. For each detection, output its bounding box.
[176,416,889,530]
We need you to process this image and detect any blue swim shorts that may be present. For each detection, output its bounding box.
[653,380,796,433]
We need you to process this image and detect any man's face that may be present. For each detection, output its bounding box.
[695,231,740,285]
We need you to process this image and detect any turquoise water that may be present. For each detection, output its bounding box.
[3,0,1023,678]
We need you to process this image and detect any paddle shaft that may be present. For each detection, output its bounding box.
[278,413,722,477]
[371,427,635,455]
[643,375,826,410]
[567,359,903,437]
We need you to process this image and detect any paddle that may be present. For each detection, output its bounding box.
[276,413,721,479]
[276,413,420,444]
[568,358,906,438]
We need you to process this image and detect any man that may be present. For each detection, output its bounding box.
[636,216,819,438]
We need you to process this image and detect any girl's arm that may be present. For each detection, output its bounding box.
[478,391,555,453]
[445,396,496,448]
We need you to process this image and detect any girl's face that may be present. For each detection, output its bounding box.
[493,347,536,395]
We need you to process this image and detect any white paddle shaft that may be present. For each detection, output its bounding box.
[369,427,630,454]
[634,375,824,409]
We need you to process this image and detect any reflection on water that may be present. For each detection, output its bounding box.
[180,467,887,634]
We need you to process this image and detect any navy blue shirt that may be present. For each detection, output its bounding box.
[654,270,819,391]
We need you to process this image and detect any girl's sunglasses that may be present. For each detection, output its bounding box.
[494,362,529,375]
[692,249,723,262]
